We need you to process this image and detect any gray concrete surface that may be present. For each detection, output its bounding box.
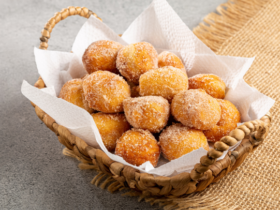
[1,0,226,209]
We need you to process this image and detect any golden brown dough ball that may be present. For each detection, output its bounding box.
[83,71,131,113]
[139,66,188,102]
[204,99,241,142]
[159,123,209,161]
[158,51,185,72]
[123,96,170,133]
[171,89,221,130]
[59,79,93,113]
[82,40,123,74]
[116,42,158,84]
[91,112,130,152]
[115,129,160,167]
[188,74,226,99]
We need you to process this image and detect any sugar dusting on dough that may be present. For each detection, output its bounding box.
[115,128,160,167]
[159,123,208,160]
[204,99,241,142]
[116,42,158,84]
[91,112,130,151]
[82,71,130,113]
[189,74,226,99]
[123,96,170,133]
[217,99,241,126]
[158,51,186,73]
[171,89,221,130]
[59,79,83,101]
[82,40,123,73]
[139,66,188,101]
[59,79,93,113]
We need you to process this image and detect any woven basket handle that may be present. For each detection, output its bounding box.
[39,6,101,50]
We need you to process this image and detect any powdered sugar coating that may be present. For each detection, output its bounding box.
[189,74,226,99]
[204,99,241,142]
[158,51,185,72]
[59,79,93,113]
[115,128,160,167]
[91,112,130,152]
[82,40,123,74]
[83,71,131,113]
[116,42,158,84]
[139,66,188,102]
[123,96,170,133]
[217,99,241,126]
[171,89,221,130]
[159,123,209,161]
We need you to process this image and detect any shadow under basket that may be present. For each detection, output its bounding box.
[32,6,272,198]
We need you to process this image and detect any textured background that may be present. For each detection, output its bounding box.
[0,0,226,209]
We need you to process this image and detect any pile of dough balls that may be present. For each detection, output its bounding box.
[59,40,241,167]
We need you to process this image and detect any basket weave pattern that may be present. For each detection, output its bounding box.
[32,6,272,197]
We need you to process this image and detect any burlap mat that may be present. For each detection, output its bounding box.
[193,0,280,209]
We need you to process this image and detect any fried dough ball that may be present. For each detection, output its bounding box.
[116,42,158,84]
[59,79,93,113]
[204,99,241,142]
[139,66,188,102]
[171,89,221,130]
[82,40,123,74]
[91,112,130,152]
[115,129,160,167]
[158,51,185,72]
[188,74,226,99]
[83,71,131,113]
[159,123,209,161]
[123,96,170,133]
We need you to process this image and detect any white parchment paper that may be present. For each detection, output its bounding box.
[21,0,275,177]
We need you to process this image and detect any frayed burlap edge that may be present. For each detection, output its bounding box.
[193,0,269,52]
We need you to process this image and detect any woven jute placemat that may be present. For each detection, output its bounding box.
[193,0,279,209]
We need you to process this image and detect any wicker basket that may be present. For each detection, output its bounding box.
[32,6,272,197]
